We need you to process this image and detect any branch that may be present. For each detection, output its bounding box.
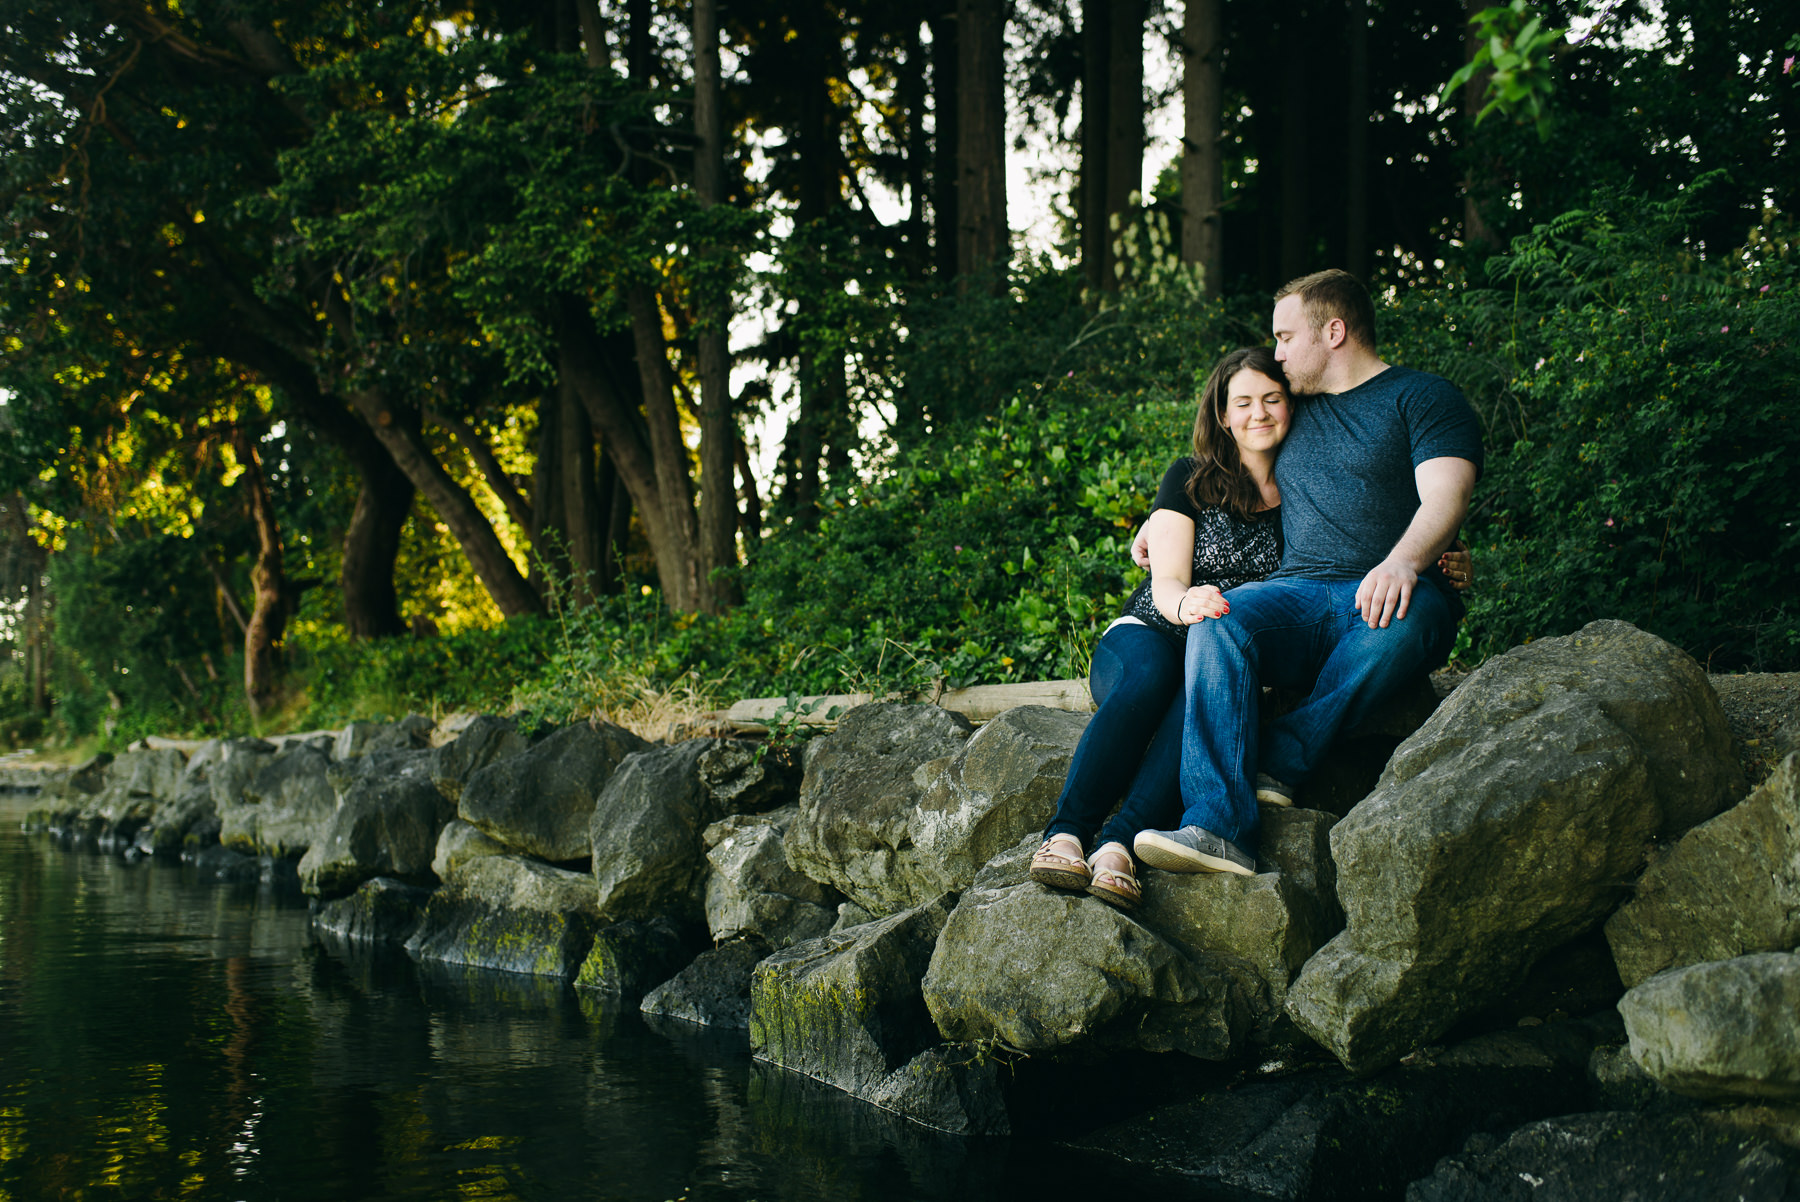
[424,409,535,532]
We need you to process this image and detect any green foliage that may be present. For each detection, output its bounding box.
[1395,185,1800,669]
[1442,0,1567,139]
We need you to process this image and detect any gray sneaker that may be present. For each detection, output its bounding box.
[1133,825,1257,876]
[1255,773,1297,807]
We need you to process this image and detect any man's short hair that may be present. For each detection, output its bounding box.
[1274,269,1376,350]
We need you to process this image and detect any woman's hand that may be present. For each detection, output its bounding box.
[1177,585,1229,624]
[1439,539,1474,591]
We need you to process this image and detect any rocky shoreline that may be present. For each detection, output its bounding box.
[18,619,1800,1198]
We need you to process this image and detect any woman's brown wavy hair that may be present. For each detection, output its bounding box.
[1185,346,1288,522]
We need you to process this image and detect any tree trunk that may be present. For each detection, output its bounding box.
[1104,0,1144,285]
[574,0,609,70]
[955,0,1007,284]
[530,390,566,597]
[1181,0,1223,298]
[559,375,603,606]
[596,449,629,593]
[1081,0,1111,293]
[1278,26,1309,282]
[694,0,741,611]
[1344,0,1371,280]
[558,301,705,612]
[627,0,652,85]
[1460,0,1501,250]
[930,10,960,285]
[340,444,412,639]
[431,410,533,534]
[345,388,543,617]
[237,432,286,720]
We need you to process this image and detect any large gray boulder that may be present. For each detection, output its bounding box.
[429,714,534,804]
[207,738,274,812]
[907,705,1090,897]
[1135,856,1333,1020]
[312,877,433,945]
[1406,1108,1800,1201]
[405,853,601,978]
[1286,620,1744,1073]
[589,739,743,923]
[751,898,953,1098]
[705,806,839,949]
[459,719,648,861]
[921,836,1257,1059]
[80,747,187,843]
[1074,1021,1617,1201]
[1619,953,1800,1102]
[751,896,1008,1136]
[298,753,454,898]
[574,917,701,1001]
[1607,753,1800,988]
[639,936,769,1028]
[431,818,509,881]
[785,703,987,917]
[221,741,336,858]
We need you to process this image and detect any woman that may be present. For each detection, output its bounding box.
[1029,347,1469,910]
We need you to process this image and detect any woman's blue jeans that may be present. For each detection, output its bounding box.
[1042,621,1186,857]
[1178,577,1457,847]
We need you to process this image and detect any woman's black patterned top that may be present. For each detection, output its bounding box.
[1120,457,1283,638]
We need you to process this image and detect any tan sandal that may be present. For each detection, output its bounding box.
[1085,842,1141,910]
[1029,834,1091,891]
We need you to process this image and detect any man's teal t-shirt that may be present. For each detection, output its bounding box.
[1271,365,1484,588]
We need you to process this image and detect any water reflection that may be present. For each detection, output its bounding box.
[7,802,1088,1201]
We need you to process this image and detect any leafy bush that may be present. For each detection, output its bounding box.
[1397,186,1800,670]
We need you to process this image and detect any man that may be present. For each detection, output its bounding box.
[1133,269,1483,875]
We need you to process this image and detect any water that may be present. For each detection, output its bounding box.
[0,796,1096,1202]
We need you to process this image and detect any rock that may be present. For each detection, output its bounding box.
[298,753,454,898]
[42,753,112,806]
[220,741,333,858]
[79,747,187,843]
[1406,1109,1800,1201]
[696,738,800,814]
[459,719,648,861]
[921,836,1256,1059]
[432,819,509,881]
[781,703,974,917]
[704,805,838,948]
[186,843,262,884]
[830,900,875,933]
[1258,805,1344,932]
[312,877,433,944]
[1073,1021,1617,1202]
[1287,621,1745,1074]
[573,917,702,1001]
[860,1045,1011,1136]
[1619,953,1800,1102]
[907,705,1090,897]
[750,898,953,1098]
[428,712,481,748]
[640,936,770,1029]
[1135,860,1332,1019]
[1606,753,1800,988]
[590,739,750,924]
[404,853,601,979]
[205,737,271,813]
[331,712,432,759]
[132,776,217,857]
[429,714,533,804]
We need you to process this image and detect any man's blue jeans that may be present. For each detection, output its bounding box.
[1043,621,1185,855]
[1179,577,1457,847]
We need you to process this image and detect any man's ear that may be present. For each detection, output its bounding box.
[1324,317,1349,349]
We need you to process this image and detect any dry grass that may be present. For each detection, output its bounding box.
[528,667,736,744]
